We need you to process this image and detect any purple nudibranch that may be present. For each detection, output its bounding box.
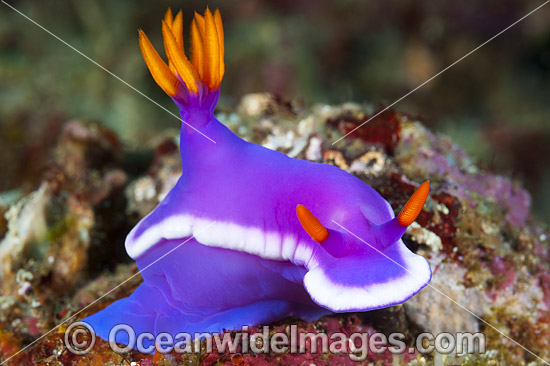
[83,8,432,348]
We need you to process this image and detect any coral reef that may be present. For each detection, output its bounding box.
[0,121,129,352]
[0,94,548,365]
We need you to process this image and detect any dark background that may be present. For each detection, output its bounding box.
[0,0,549,220]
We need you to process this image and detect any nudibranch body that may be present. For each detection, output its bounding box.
[84,8,432,346]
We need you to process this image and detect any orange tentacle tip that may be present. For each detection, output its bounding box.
[296,204,329,243]
[139,7,225,97]
[397,180,430,227]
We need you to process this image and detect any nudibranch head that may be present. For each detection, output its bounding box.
[138,7,224,107]
[296,181,431,255]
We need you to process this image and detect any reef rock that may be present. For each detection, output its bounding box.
[0,95,548,366]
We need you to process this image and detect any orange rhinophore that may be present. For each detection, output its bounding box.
[296,204,329,243]
[138,7,225,96]
[397,181,430,226]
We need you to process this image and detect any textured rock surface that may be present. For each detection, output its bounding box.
[0,94,548,365]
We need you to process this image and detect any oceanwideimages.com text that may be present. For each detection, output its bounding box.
[65,322,486,361]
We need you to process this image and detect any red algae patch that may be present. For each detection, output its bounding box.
[329,109,402,154]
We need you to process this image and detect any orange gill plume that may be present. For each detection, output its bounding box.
[138,7,225,96]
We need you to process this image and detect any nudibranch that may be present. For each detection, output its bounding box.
[84,8,432,347]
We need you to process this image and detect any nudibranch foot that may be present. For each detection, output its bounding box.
[84,239,329,350]
[83,284,161,346]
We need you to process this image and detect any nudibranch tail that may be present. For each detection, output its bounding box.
[296,204,329,243]
[139,7,225,104]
